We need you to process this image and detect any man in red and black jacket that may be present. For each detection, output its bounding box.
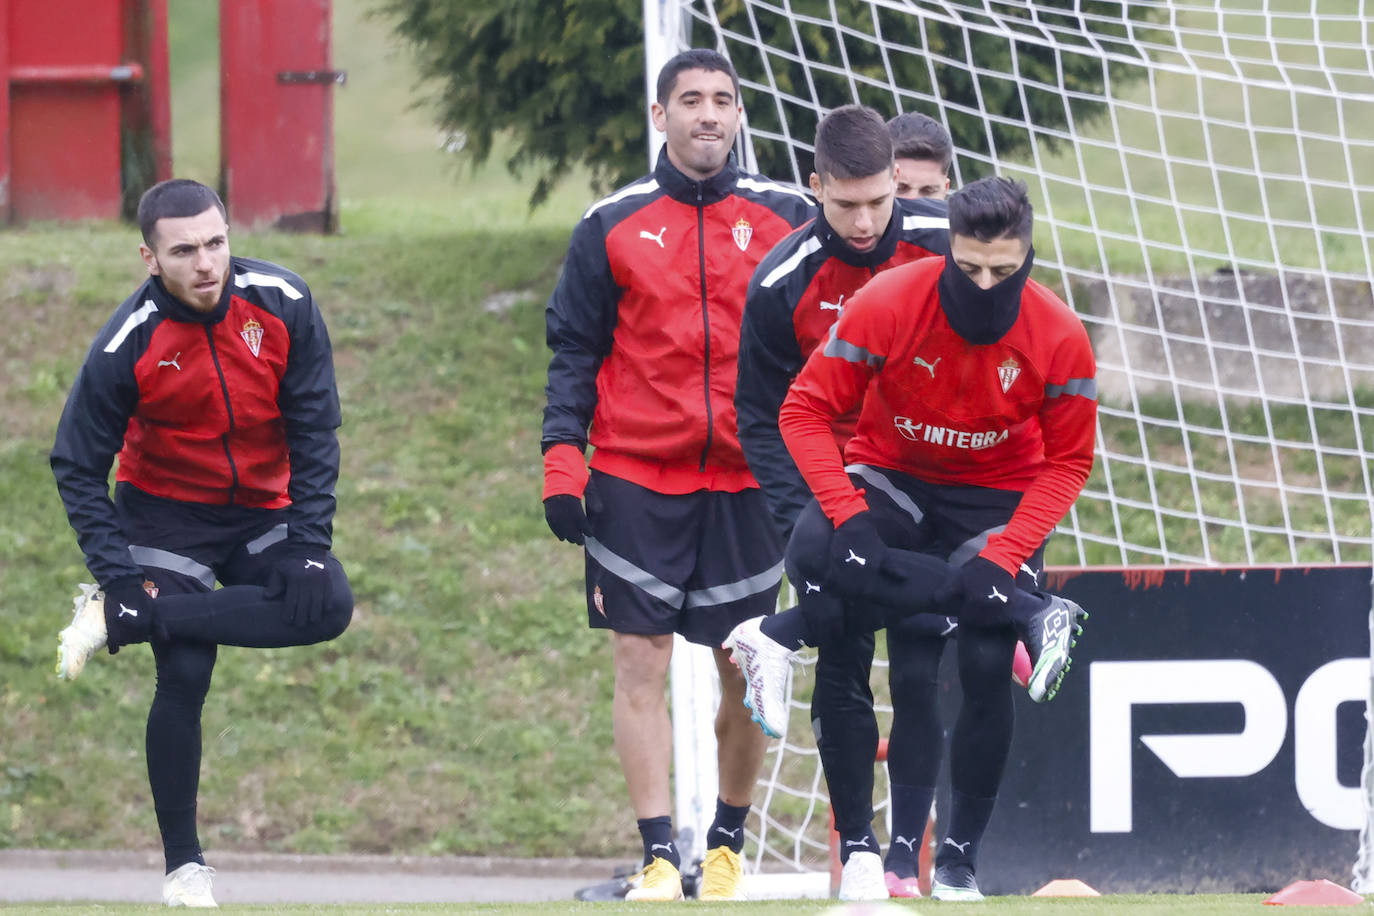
[726,176,1093,901]
[541,49,813,901]
[50,179,352,908]
[736,104,953,901]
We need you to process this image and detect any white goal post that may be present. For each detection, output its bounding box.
[646,0,1374,895]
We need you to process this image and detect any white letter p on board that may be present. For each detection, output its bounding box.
[1090,660,1287,833]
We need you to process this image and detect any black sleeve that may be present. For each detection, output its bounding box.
[541,215,619,452]
[277,281,343,549]
[50,323,146,587]
[736,271,811,541]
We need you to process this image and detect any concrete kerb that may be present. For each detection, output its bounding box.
[0,849,633,905]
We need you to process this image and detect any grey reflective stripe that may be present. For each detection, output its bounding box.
[683,560,785,608]
[585,537,686,608]
[103,300,159,353]
[736,176,814,203]
[234,270,303,300]
[582,178,658,219]
[128,546,216,589]
[947,526,1006,567]
[846,464,924,527]
[1046,377,1098,400]
[902,214,949,231]
[761,236,823,288]
[246,523,288,556]
[821,323,885,368]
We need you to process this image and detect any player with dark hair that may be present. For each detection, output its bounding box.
[888,112,953,200]
[728,175,1094,901]
[52,178,353,908]
[737,103,951,900]
[540,48,814,901]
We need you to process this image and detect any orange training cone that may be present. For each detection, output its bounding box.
[1263,879,1364,906]
[1032,879,1101,897]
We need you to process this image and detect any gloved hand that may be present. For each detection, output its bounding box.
[934,555,1016,627]
[827,511,889,597]
[102,576,164,653]
[542,442,591,545]
[543,494,591,545]
[264,544,333,626]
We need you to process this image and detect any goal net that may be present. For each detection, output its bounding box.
[647,0,1374,896]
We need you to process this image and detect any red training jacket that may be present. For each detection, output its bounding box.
[779,256,1097,573]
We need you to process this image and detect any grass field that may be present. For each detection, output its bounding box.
[0,894,1306,914]
[1,0,1369,896]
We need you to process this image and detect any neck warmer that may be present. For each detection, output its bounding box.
[938,245,1034,345]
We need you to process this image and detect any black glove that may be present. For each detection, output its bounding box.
[102,576,163,653]
[934,555,1016,627]
[544,494,591,545]
[264,545,333,626]
[827,511,889,597]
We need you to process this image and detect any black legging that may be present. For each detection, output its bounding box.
[145,566,352,871]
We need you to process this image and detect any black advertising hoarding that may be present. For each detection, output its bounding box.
[948,565,1371,894]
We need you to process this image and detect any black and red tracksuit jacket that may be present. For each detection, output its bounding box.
[736,195,950,537]
[541,150,815,495]
[51,256,342,588]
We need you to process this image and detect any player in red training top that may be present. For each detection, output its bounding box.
[540,49,813,902]
[726,176,1093,901]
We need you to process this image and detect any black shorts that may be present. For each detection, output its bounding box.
[114,482,308,596]
[786,464,1048,639]
[582,470,784,647]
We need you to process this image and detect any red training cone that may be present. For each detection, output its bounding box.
[1032,879,1101,897]
[1263,879,1364,906]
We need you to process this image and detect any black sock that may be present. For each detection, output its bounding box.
[838,825,880,864]
[885,783,935,877]
[759,607,810,649]
[935,789,998,870]
[706,798,750,852]
[636,816,680,869]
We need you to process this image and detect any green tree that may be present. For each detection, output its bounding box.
[382,0,1155,204]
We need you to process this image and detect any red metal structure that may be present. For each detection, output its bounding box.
[219,0,340,232]
[0,0,170,223]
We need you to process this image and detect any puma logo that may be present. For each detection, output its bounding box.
[940,617,958,637]
[844,838,871,848]
[714,826,741,838]
[943,838,971,854]
[639,227,667,248]
[804,581,822,594]
[913,355,940,377]
[820,295,844,312]
[157,352,182,371]
[304,559,325,571]
[893,835,918,852]
[844,549,866,566]
[1020,562,1039,585]
[118,604,139,618]
[650,843,674,853]
[987,586,1008,603]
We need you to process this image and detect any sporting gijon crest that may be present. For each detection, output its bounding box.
[240,318,264,357]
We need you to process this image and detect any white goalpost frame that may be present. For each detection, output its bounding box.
[645,0,1374,895]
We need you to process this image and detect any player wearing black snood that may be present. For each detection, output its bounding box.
[727,176,1097,901]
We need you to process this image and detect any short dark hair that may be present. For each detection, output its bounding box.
[947,176,1033,245]
[813,105,893,183]
[656,49,740,105]
[137,179,226,246]
[887,112,953,173]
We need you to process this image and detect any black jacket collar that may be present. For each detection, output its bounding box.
[813,205,901,268]
[654,148,740,206]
